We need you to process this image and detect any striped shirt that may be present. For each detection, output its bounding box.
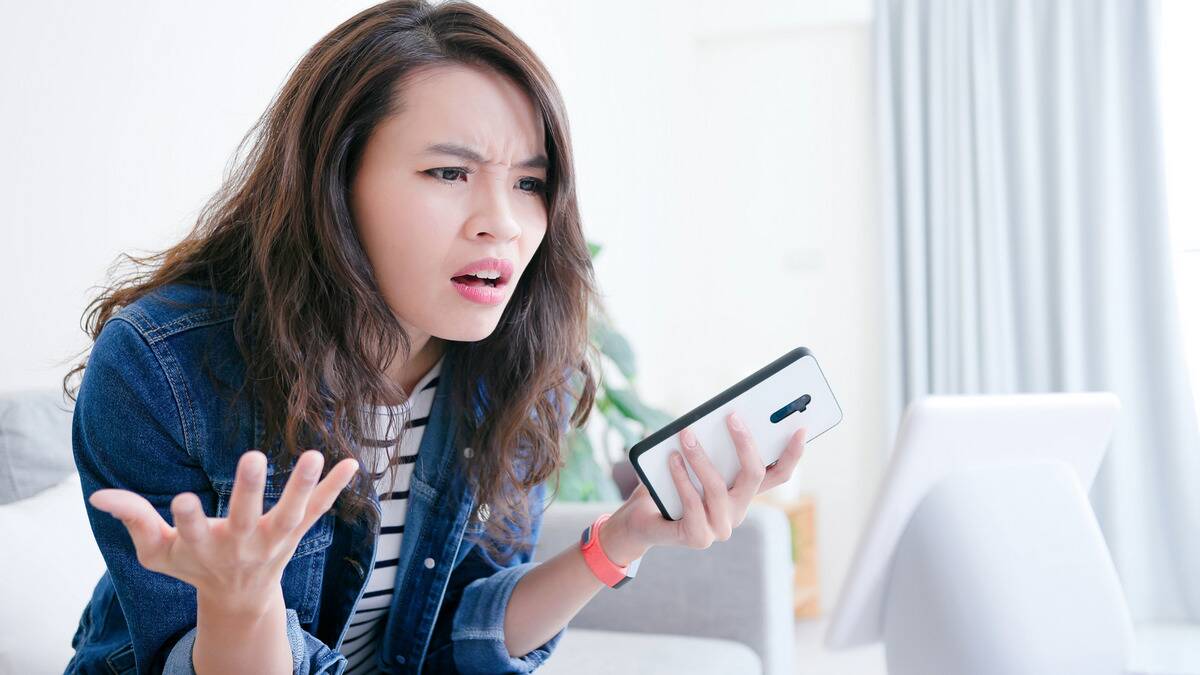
[341,356,444,674]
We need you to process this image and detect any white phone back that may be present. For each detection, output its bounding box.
[629,347,842,521]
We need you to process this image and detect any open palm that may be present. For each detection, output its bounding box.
[87,449,359,614]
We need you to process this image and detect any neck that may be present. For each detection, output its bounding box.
[382,336,445,405]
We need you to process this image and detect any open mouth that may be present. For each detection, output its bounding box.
[451,274,503,288]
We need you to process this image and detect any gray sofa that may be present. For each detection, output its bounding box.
[0,389,795,674]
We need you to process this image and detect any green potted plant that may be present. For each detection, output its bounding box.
[554,241,675,502]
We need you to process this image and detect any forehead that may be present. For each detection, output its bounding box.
[390,63,546,162]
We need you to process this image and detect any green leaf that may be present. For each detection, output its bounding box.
[556,429,621,502]
[562,237,675,502]
[591,321,637,379]
[601,405,644,449]
[605,386,639,420]
[595,392,614,415]
[607,387,674,431]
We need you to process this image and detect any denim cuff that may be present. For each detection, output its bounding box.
[450,561,568,674]
[162,624,198,675]
[162,608,311,674]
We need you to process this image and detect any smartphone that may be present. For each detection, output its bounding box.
[628,347,842,521]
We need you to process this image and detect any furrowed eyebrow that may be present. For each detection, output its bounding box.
[422,142,549,170]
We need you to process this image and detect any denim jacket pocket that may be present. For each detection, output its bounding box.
[212,475,335,623]
[103,641,136,674]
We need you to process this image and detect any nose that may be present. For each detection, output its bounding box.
[464,174,522,243]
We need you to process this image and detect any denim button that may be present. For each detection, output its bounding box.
[424,557,436,569]
[464,446,473,459]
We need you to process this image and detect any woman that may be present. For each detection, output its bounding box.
[63,1,808,673]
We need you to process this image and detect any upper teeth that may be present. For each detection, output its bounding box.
[469,270,501,280]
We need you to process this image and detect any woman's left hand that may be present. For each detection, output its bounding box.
[598,411,807,566]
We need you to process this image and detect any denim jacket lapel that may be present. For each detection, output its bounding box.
[378,346,479,671]
[254,347,479,671]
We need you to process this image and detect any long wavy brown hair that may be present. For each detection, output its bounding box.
[61,0,601,564]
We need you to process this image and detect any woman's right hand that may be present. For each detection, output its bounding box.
[88,449,359,617]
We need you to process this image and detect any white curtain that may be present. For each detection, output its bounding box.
[875,0,1200,622]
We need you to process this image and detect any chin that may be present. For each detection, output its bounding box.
[436,314,504,342]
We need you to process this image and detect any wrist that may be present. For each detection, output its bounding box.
[194,585,291,675]
[197,585,283,625]
[598,512,650,567]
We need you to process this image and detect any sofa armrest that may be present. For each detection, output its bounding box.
[533,499,795,675]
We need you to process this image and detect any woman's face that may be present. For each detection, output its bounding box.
[350,63,549,351]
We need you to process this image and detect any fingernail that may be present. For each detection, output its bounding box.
[301,461,319,480]
[681,429,697,449]
[245,454,265,476]
[672,452,683,467]
[729,413,744,430]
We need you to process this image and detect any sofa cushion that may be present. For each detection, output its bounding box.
[0,471,107,673]
[0,389,76,504]
[538,627,762,674]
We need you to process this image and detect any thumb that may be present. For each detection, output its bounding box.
[89,489,172,562]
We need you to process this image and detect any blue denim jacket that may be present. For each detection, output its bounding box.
[65,283,568,674]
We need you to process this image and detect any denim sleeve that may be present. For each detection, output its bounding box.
[162,609,345,675]
[72,317,338,674]
[421,369,582,673]
[444,482,567,674]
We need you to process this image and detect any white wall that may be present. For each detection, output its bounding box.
[461,0,886,610]
[1,0,883,612]
[1,1,369,389]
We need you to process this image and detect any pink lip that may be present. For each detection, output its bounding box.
[451,278,507,305]
[450,257,514,306]
[452,257,514,283]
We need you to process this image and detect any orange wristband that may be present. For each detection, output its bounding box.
[579,513,641,589]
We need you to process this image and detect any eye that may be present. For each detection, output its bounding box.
[424,167,471,183]
[516,177,546,195]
